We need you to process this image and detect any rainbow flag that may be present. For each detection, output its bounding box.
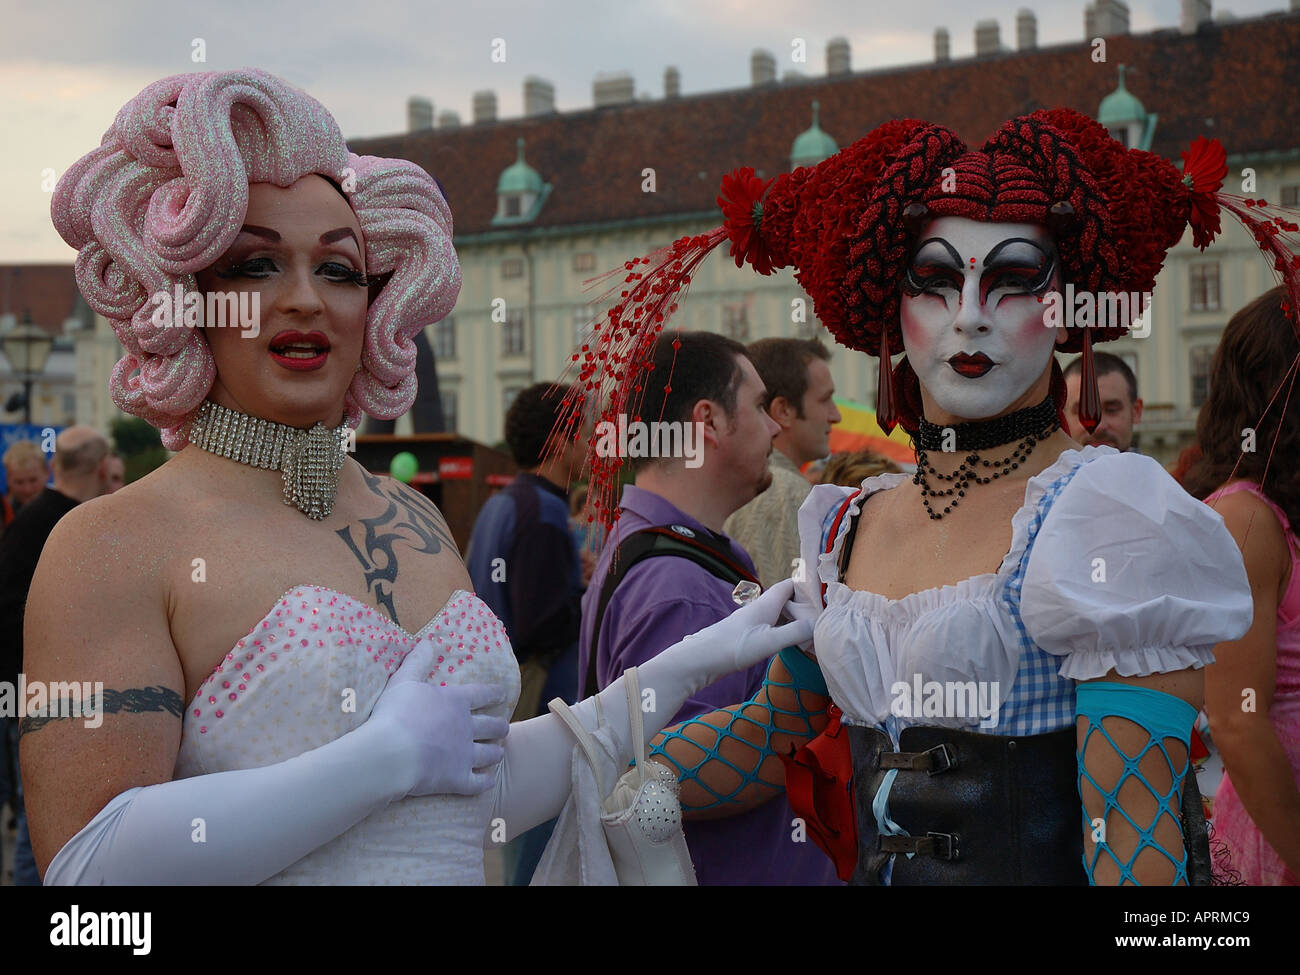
[828,397,915,466]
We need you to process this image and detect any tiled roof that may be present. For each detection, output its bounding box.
[0,264,83,336]
[351,12,1300,238]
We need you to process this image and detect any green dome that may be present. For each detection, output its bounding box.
[791,101,837,167]
[496,138,543,194]
[1097,64,1146,126]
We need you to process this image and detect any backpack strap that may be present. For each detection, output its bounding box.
[585,524,757,699]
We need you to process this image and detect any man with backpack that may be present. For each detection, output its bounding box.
[578,330,840,885]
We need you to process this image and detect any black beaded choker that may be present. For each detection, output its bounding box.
[915,394,1059,451]
[913,394,1059,520]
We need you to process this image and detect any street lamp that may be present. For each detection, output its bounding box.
[0,311,56,424]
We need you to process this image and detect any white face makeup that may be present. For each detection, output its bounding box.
[900,216,1063,421]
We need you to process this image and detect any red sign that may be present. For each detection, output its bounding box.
[438,456,473,480]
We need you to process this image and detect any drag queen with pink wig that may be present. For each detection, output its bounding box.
[22,70,807,885]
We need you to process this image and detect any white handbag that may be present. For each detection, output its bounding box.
[546,666,697,886]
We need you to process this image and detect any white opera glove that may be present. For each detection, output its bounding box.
[581,578,812,757]
[368,635,509,796]
[781,585,820,656]
[491,578,813,837]
[45,639,509,886]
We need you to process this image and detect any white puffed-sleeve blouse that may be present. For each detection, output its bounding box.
[794,446,1253,737]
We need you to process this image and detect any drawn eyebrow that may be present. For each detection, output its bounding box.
[912,237,963,267]
[319,228,360,247]
[235,226,359,248]
[238,224,280,241]
[984,237,1050,266]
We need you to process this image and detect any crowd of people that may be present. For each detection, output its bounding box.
[2,68,1296,887]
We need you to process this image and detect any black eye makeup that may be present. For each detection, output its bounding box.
[980,239,1056,303]
[214,256,368,287]
[904,238,964,296]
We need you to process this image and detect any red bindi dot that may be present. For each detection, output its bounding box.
[970,258,976,266]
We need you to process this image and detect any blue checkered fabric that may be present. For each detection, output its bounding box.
[819,463,1089,741]
[992,464,1088,735]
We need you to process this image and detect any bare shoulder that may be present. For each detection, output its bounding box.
[1212,486,1289,553]
[1211,486,1290,591]
[39,470,180,581]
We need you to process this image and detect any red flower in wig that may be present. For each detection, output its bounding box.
[718,167,777,274]
[1181,136,1228,250]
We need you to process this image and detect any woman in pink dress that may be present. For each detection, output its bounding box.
[1184,286,1300,885]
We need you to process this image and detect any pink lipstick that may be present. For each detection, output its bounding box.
[269,330,330,372]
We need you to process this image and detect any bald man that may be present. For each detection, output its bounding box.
[0,425,110,886]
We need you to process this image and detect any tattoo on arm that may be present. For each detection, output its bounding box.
[335,469,458,626]
[19,686,183,735]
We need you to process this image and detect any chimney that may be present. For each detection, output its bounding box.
[472,90,497,124]
[523,76,555,117]
[934,27,951,62]
[1090,0,1130,36]
[974,19,1001,56]
[1181,0,1211,32]
[437,110,460,129]
[751,49,777,86]
[407,96,433,132]
[593,72,635,107]
[664,66,680,98]
[826,37,851,75]
[1017,9,1038,50]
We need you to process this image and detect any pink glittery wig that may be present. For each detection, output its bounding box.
[50,69,461,449]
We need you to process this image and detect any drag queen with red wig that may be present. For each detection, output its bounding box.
[560,109,1300,884]
[23,70,807,885]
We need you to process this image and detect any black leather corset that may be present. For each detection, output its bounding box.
[846,723,1211,885]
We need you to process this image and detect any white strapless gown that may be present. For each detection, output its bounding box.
[173,585,520,885]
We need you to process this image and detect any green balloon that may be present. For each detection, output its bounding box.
[390,451,419,483]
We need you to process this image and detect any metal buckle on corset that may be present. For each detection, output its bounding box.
[878,742,958,776]
[876,832,961,860]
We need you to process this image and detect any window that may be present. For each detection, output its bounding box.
[504,196,522,218]
[503,385,524,414]
[440,390,458,433]
[1189,262,1220,312]
[572,252,596,273]
[432,316,456,360]
[502,311,527,356]
[573,307,596,346]
[1190,345,1214,408]
[1282,185,1300,208]
[501,258,524,279]
[722,303,749,341]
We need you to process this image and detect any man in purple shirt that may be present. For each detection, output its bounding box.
[578,331,840,885]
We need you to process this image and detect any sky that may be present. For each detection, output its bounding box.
[0,0,1290,263]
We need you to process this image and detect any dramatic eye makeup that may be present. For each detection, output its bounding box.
[979,238,1055,303]
[904,236,1055,304]
[904,238,964,295]
[212,225,368,287]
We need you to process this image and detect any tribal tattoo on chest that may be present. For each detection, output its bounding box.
[335,469,457,627]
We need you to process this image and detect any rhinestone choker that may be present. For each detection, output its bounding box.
[187,400,349,520]
[912,394,1059,520]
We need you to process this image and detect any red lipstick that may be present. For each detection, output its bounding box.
[948,353,995,378]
